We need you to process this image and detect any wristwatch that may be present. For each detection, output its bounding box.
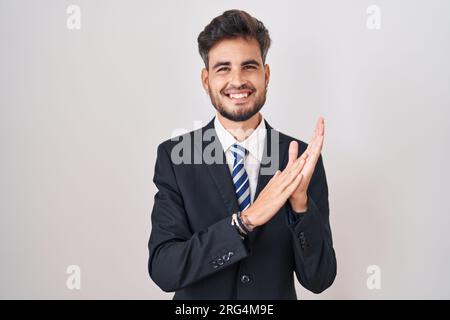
[231,211,255,239]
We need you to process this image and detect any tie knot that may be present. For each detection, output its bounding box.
[231,143,248,160]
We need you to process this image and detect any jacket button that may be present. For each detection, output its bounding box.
[240,274,251,283]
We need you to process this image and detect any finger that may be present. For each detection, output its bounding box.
[301,137,324,180]
[318,117,325,136]
[260,169,280,197]
[282,155,304,178]
[301,116,324,161]
[309,135,324,163]
[315,116,324,137]
[298,139,313,162]
[301,144,311,160]
[308,117,324,150]
[282,123,324,181]
[305,124,320,156]
[282,173,304,198]
[289,157,307,184]
[279,157,305,190]
[268,170,281,184]
[288,141,298,166]
[267,169,281,186]
[299,140,313,162]
[302,147,322,177]
[304,130,324,163]
[278,152,301,179]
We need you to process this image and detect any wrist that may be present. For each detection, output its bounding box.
[241,212,256,231]
[242,208,261,228]
[290,194,308,213]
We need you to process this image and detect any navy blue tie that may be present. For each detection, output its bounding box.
[230,143,251,212]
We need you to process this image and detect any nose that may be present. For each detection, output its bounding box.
[229,68,246,88]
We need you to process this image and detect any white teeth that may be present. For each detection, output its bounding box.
[229,93,249,99]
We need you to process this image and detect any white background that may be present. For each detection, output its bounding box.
[1,0,449,299]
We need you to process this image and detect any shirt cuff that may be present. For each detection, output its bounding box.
[287,200,308,225]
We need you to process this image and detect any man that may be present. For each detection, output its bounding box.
[148,9,336,299]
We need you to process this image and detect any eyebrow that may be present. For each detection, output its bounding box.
[212,59,261,70]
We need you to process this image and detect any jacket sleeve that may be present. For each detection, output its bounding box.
[148,142,250,292]
[286,153,337,293]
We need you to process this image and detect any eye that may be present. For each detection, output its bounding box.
[244,65,257,70]
[217,67,230,72]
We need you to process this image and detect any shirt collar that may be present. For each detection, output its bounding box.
[214,112,267,162]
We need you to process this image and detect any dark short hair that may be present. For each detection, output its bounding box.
[197,9,272,69]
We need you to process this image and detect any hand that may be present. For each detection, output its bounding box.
[288,117,325,212]
[243,153,307,228]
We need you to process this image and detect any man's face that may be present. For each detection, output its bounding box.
[201,37,270,122]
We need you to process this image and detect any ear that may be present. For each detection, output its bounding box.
[201,68,209,93]
[264,64,270,88]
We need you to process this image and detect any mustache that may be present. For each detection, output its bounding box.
[222,85,255,94]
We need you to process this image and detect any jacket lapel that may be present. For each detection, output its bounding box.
[195,117,240,220]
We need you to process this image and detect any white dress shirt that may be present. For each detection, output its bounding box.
[214,112,267,204]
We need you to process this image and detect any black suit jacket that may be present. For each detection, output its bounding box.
[148,116,337,299]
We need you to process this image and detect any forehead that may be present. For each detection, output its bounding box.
[208,37,262,64]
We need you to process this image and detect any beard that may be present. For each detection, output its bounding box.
[208,85,267,122]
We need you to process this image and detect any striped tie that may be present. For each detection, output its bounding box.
[230,143,251,212]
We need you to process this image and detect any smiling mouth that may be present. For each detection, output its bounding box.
[224,91,253,104]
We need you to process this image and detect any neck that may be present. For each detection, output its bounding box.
[216,112,262,142]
